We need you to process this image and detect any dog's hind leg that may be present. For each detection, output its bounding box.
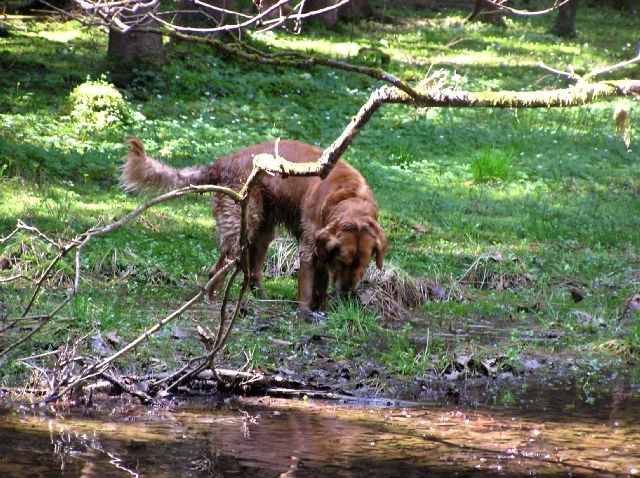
[208,194,242,301]
[208,250,235,301]
[248,226,275,300]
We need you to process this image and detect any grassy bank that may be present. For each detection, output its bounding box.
[1,5,639,399]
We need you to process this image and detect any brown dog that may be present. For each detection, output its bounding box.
[122,139,387,313]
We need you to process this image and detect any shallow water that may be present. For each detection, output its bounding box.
[1,378,639,477]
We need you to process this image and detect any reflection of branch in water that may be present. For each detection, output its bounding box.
[49,424,140,477]
[240,410,260,439]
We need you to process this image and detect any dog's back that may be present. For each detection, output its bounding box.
[122,139,325,193]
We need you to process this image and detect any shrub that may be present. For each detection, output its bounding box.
[66,77,132,130]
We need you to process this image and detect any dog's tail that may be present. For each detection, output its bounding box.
[121,138,213,192]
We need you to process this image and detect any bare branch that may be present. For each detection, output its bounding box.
[0,273,24,284]
[1,185,241,360]
[538,61,580,81]
[67,0,355,35]
[0,293,76,360]
[583,49,640,81]
[39,258,238,404]
[1,225,21,244]
[478,0,574,17]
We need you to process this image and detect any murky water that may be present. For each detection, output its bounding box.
[1,378,639,477]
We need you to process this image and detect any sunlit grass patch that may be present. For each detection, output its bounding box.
[381,324,446,376]
[469,147,515,184]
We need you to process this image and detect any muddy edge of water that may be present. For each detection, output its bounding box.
[1,376,639,477]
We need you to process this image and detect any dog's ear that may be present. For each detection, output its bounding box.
[371,223,388,269]
[315,226,340,260]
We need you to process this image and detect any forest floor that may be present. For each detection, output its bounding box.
[1,4,639,405]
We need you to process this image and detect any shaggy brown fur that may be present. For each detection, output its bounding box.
[122,138,387,313]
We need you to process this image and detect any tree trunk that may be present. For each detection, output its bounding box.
[552,0,580,38]
[334,0,374,21]
[107,8,163,85]
[304,0,340,28]
[175,0,236,37]
[305,0,374,28]
[467,0,508,27]
[259,0,373,29]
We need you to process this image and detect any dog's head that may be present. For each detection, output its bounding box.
[315,217,387,295]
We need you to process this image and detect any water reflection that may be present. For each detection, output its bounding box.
[0,379,639,477]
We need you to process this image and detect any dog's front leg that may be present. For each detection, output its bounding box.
[311,265,329,310]
[297,232,318,314]
[297,255,315,314]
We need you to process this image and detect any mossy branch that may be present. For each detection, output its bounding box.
[167,30,640,109]
[386,80,640,108]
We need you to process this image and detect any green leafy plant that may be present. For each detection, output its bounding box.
[381,325,439,376]
[66,76,133,130]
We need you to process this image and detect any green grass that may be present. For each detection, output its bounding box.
[1,5,640,390]
[329,299,380,338]
[469,147,515,184]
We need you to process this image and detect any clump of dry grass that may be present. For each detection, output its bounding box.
[459,251,535,291]
[264,238,299,279]
[360,263,461,323]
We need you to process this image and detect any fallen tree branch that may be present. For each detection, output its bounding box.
[167,31,640,110]
[38,257,237,404]
[168,32,421,99]
[99,370,154,404]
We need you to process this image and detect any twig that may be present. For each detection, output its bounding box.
[1,225,21,244]
[0,293,76,360]
[99,371,154,403]
[0,273,24,284]
[39,260,236,404]
[1,184,241,360]
[538,61,580,81]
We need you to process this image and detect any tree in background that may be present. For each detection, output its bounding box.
[467,0,509,27]
[106,3,164,81]
[552,0,580,38]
